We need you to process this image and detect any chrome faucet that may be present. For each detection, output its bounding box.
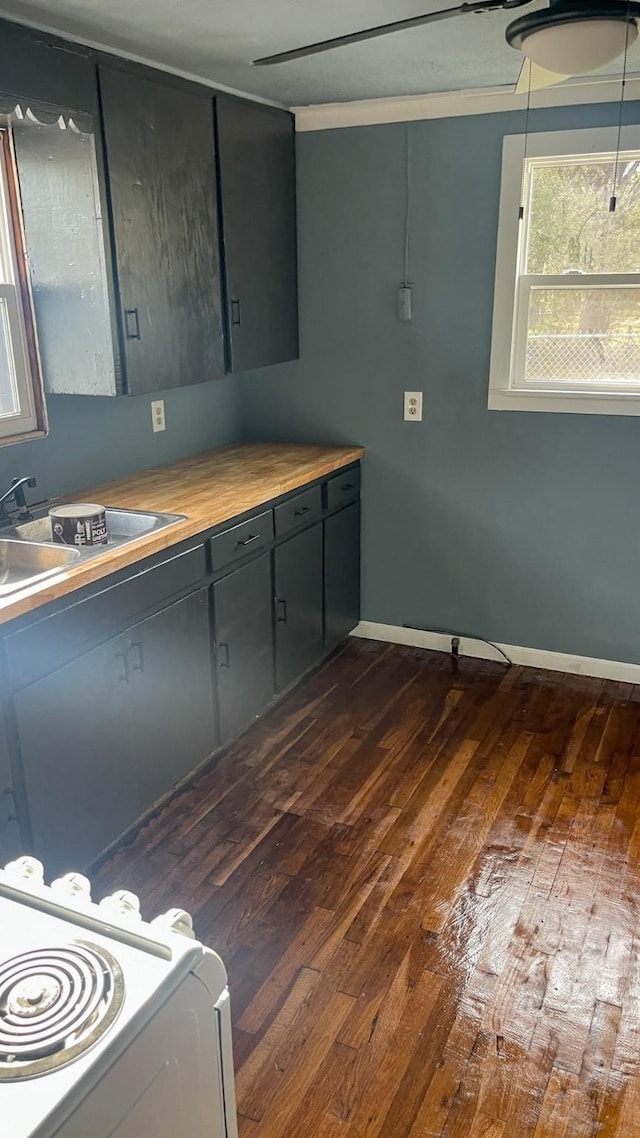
[0,476,36,526]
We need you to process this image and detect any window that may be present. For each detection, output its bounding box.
[0,126,46,443]
[489,126,640,415]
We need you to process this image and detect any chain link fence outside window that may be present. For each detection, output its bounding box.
[525,333,640,386]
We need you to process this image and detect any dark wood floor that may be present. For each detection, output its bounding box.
[95,638,640,1137]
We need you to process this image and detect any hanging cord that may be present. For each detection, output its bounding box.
[519,61,533,221]
[610,2,632,213]
[403,121,411,285]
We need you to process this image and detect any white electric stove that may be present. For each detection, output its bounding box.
[0,857,238,1138]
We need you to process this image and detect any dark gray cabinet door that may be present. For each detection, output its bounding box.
[213,553,274,745]
[127,589,216,813]
[216,97,298,372]
[324,502,361,653]
[0,20,96,114]
[99,66,225,394]
[0,710,20,864]
[274,525,323,693]
[13,637,137,876]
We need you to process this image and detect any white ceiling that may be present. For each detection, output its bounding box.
[0,0,637,108]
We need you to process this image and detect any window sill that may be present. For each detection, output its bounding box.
[488,388,640,417]
[0,427,47,447]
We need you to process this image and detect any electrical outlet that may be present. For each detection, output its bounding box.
[151,399,166,433]
[404,391,423,422]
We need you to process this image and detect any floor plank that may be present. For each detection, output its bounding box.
[94,639,640,1137]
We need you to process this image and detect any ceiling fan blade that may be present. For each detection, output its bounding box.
[514,57,570,94]
[253,0,512,66]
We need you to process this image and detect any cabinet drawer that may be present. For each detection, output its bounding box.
[5,544,206,688]
[274,486,322,537]
[209,510,274,572]
[325,467,361,511]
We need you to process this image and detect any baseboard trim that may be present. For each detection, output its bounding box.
[351,622,640,685]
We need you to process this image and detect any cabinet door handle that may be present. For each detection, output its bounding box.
[294,506,310,517]
[218,642,230,669]
[275,598,287,623]
[124,307,141,340]
[130,641,144,674]
[230,298,242,327]
[3,786,18,825]
[341,483,354,493]
[115,649,129,684]
[237,533,259,548]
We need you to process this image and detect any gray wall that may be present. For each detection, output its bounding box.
[0,377,240,501]
[240,100,640,665]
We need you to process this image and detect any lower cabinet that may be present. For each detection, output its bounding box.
[14,588,216,874]
[3,465,362,873]
[0,711,21,863]
[127,588,216,814]
[274,524,324,692]
[324,502,361,652]
[13,636,138,876]
[213,553,274,745]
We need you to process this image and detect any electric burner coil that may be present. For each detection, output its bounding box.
[0,942,124,1079]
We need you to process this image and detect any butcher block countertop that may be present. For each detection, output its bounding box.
[0,442,364,626]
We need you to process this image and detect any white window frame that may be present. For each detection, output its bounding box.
[489,126,640,416]
[0,127,45,443]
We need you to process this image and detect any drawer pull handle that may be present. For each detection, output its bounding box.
[294,506,310,517]
[130,641,144,674]
[124,307,141,340]
[218,642,230,669]
[115,649,129,684]
[231,298,242,327]
[275,598,287,623]
[237,534,260,548]
[341,483,354,492]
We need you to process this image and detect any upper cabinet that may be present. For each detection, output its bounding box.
[0,26,123,397]
[14,111,122,397]
[216,97,299,373]
[99,65,226,394]
[0,19,300,398]
[0,22,96,113]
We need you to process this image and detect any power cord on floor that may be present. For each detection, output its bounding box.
[403,624,513,668]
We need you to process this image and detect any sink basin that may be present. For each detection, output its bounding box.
[3,507,186,558]
[0,539,80,596]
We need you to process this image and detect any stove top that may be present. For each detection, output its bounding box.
[0,856,228,1138]
[0,942,124,1080]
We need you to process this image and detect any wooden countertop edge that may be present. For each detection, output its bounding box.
[0,443,364,627]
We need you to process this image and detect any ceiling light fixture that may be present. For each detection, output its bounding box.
[506,2,639,76]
